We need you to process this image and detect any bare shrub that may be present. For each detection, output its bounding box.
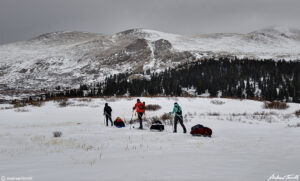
[264,101,289,110]
[129,118,139,124]
[0,106,13,110]
[160,113,172,121]
[253,111,277,116]
[187,112,193,116]
[129,113,174,126]
[77,98,92,102]
[210,100,225,105]
[150,116,160,123]
[52,97,69,103]
[14,108,29,112]
[145,104,161,111]
[129,117,153,128]
[181,94,197,98]
[160,113,173,125]
[287,123,300,128]
[295,110,300,117]
[53,131,62,138]
[58,100,71,107]
[28,101,44,107]
[208,112,220,116]
[12,102,27,108]
[73,103,88,107]
[231,113,247,116]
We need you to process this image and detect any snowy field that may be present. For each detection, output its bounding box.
[1,97,300,181]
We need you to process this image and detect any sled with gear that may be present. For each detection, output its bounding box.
[114,117,125,128]
[190,124,212,137]
[150,120,164,131]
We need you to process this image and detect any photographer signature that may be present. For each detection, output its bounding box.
[268,174,299,181]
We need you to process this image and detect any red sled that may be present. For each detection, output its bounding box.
[190,124,212,137]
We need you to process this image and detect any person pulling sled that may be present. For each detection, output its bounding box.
[133,99,145,129]
[170,102,187,133]
[103,103,113,126]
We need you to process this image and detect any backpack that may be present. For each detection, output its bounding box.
[116,117,123,123]
[176,106,182,116]
[138,103,145,111]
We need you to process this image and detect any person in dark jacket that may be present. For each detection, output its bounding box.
[170,102,186,133]
[104,103,113,126]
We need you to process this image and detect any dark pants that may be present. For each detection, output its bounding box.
[137,112,144,128]
[174,115,186,133]
[106,114,113,126]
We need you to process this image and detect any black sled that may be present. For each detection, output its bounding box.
[150,121,164,131]
[190,124,212,137]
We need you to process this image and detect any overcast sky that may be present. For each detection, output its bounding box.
[0,0,300,44]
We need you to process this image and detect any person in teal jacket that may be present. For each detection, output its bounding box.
[170,102,187,133]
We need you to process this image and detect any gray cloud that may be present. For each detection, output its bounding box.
[1,0,300,44]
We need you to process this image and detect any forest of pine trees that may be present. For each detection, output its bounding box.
[41,58,300,103]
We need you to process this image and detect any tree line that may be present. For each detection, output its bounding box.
[39,57,300,103]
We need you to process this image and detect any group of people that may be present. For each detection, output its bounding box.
[103,99,186,133]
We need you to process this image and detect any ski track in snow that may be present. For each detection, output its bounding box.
[1,97,300,181]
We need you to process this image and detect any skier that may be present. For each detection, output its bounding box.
[103,103,113,126]
[170,102,187,133]
[133,99,145,129]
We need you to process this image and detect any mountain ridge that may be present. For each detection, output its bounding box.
[0,26,300,99]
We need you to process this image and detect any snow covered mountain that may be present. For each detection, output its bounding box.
[0,26,300,99]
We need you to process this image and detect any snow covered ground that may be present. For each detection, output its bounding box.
[0,97,300,181]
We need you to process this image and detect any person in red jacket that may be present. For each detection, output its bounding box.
[133,99,145,129]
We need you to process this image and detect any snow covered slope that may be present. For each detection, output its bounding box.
[1,97,300,181]
[143,26,300,60]
[1,26,300,98]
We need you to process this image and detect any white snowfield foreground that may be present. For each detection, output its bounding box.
[0,97,300,181]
